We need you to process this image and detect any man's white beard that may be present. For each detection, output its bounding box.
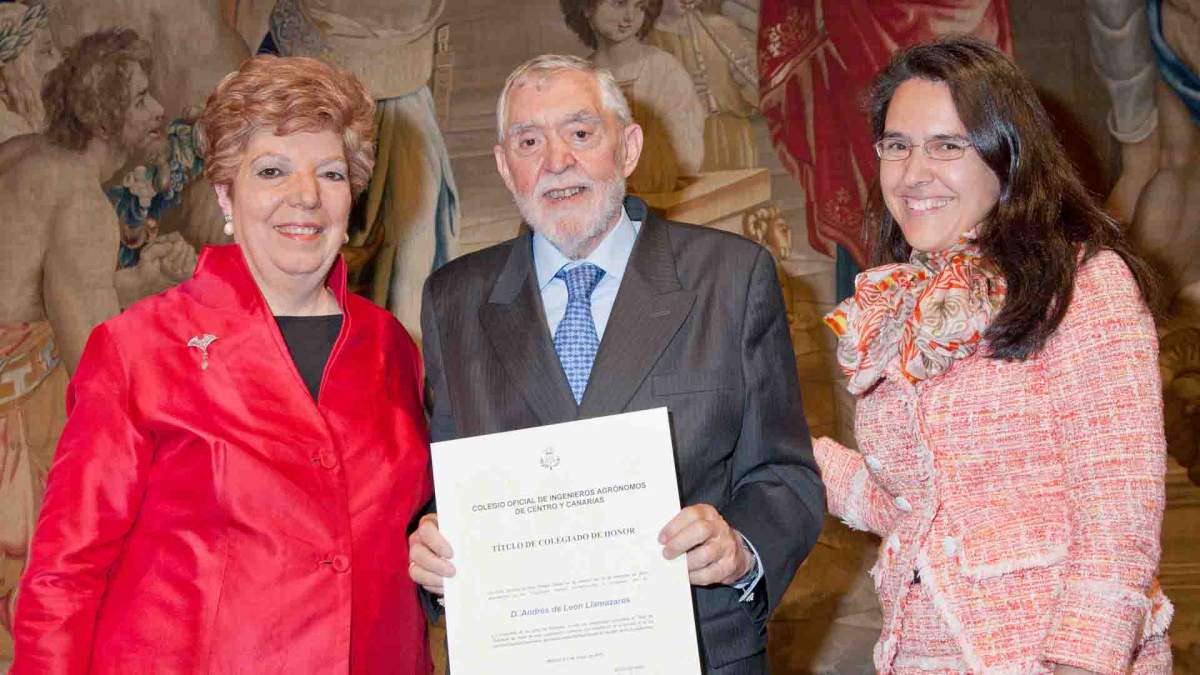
[513,170,627,260]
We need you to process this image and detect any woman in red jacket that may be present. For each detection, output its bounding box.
[12,55,433,673]
[815,39,1172,673]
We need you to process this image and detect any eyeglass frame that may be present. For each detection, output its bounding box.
[873,135,976,161]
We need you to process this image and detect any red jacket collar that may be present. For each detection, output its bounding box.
[191,244,350,315]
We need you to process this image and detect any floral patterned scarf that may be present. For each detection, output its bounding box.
[824,240,1007,395]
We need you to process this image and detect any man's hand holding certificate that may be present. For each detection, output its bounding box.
[411,408,704,674]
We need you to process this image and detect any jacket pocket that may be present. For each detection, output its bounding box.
[652,369,731,396]
[951,502,1069,580]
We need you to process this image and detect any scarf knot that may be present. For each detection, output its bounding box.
[824,243,1006,395]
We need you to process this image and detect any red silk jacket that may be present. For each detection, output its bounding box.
[12,245,433,674]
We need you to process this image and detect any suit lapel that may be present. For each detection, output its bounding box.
[479,235,579,426]
[579,205,695,418]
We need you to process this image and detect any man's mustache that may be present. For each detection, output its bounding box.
[534,174,595,195]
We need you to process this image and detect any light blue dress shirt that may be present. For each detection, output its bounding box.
[532,206,764,601]
[533,207,640,339]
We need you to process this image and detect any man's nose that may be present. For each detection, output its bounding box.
[544,134,577,174]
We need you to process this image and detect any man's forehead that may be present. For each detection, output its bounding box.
[512,68,596,93]
[507,106,604,130]
[505,71,607,129]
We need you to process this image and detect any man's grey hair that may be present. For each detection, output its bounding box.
[496,54,632,142]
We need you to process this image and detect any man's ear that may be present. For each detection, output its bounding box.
[494,144,517,194]
[214,183,233,217]
[620,122,643,179]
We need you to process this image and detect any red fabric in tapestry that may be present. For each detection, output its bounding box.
[758,1,1012,267]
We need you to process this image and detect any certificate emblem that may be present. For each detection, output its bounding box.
[539,447,560,470]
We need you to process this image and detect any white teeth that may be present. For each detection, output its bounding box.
[275,225,321,235]
[545,187,585,200]
[906,198,951,211]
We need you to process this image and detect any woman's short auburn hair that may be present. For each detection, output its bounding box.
[197,55,376,197]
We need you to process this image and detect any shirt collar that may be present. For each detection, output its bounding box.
[534,206,641,291]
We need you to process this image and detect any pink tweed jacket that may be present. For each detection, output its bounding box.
[815,251,1173,674]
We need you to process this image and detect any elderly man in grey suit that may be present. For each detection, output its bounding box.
[408,54,825,674]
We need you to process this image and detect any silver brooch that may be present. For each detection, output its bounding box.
[187,334,218,370]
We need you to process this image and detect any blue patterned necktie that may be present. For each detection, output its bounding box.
[553,263,606,404]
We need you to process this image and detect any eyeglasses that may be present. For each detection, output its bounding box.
[874,137,974,161]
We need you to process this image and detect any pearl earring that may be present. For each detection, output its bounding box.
[222,213,234,237]
[342,232,350,245]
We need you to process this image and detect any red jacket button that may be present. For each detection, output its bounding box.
[331,555,350,573]
[311,449,337,469]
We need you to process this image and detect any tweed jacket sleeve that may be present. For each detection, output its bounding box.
[813,437,902,536]
[1038,252,1166,674]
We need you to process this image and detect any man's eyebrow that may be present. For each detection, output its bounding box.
[506,110,603,137]
[880,130,908,139]
[562,111,602,125]
[506,121,540,137]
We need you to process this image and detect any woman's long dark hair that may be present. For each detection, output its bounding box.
[865,37,1160,360]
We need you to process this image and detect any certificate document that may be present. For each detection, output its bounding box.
[431,407,701,674]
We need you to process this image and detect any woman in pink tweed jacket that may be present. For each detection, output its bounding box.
[815,38,1173,674]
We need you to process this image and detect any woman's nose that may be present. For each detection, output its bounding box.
[902,150,934,186]
[287,172,321,209]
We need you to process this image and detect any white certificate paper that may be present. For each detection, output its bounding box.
[432,407,701,674]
